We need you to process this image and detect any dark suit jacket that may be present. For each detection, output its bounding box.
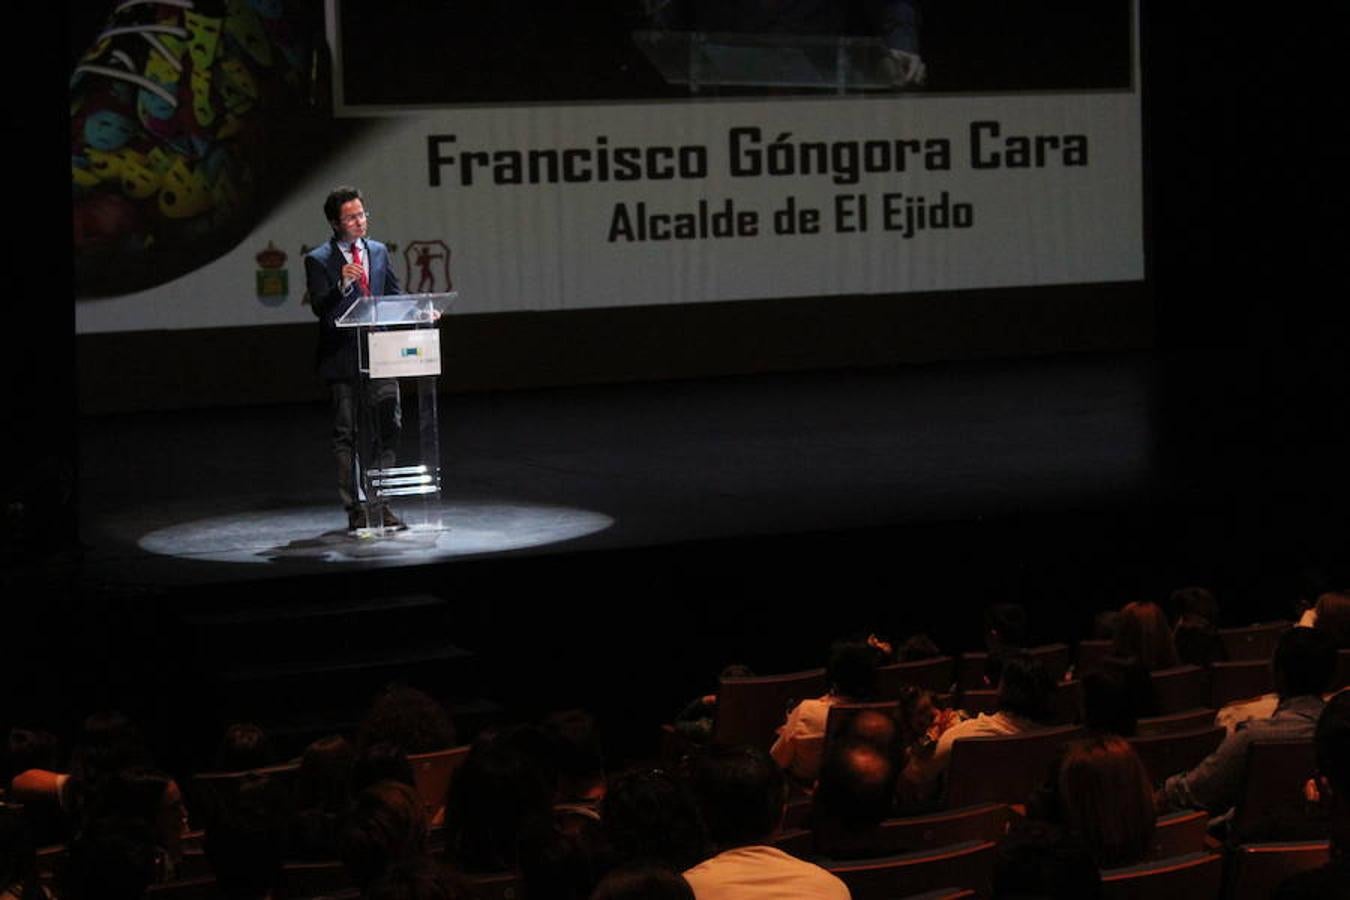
[305,237,401,380]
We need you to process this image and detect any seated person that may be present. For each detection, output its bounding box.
[683,745,848,899]
[809,738,898,860]
[1111,601,1180,672]
[902,652,1054,801]
[1158,627,1337,831]
[1056,736,1155,867]
[770,639,881,783]
[1275,690,1350,898]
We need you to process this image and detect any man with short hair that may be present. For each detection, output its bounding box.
[1275,690,1350,898]
[1158,627,1337,819]
[683,745,850,898]
[305,186,405,532]
[811,737,898,859]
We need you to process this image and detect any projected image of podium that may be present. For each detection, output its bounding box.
[336,291,455,535]
[632,31,922,94]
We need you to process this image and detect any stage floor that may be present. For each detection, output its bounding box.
[77,352,1159,587]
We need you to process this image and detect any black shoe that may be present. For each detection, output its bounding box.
[347,508,365,532]
[381,507,408,531]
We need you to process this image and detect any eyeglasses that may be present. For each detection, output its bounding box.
[338,210,370,225]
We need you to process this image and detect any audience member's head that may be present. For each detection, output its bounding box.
[203,774,289,900]
[1173,614,1226,668]
[687,745,785,851]
[600,767,706,872]
[993,819,1102,900]
[215,723,273,773]
[590,866,695,900]
[896,686,939,749]
[351,741,416,794]
[1170,586,1220,627]
[69,712,151,806]
[359,684,456,754]
[811,738,897,843]
[836,708,901,759]
[519,811,608,900]
[339,780,429,890]
[984,603,1029,652]
[1273,626,1338,698]
[444,731,553,873]
[365,856,472,900]
[1081,670,1139,737]
[997,652,1055,723]
[296,734,356,814]
[1090,610,1121,641]
[1056,736,1155,867]
[1313,591,1350,648]
[542,709,606,804]
[827,640,880,700]
[897,633,942,662]
[1112,601,1180,671]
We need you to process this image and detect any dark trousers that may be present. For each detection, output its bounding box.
[330,378,401,511]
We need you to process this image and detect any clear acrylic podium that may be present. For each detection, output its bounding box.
[335,291,455,534]
[632,31,916,94]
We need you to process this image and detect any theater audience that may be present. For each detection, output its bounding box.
[351,742,416,794]
[366,856,473,900]
[1112,601,1180,671]
[601,767,707,873]
[62,816,159,900]
[1312,590,1350,648]
[903,651,1054,801]
[591,865,695,900]
[93,767,191,880]
[1056,735,1155,867]
[0,806,48,900]
[993,819,1102,899]
[810,737,898,859]
[339,780,429,892]
[683,745,849,898]
[291,734,356,860]
[1275,690,1350,899]
[542,709,607,807]
[214,723,274,773]
[981,602,1030,686]
[443,730,553,875]
[358,684,457,754]
[673,664,755,744]
[1081,669,1146,737]
[1158,627,1337,829]
[770,639,881,783]
[203,773,289,900]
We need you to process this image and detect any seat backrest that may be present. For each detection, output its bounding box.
[827,840,997,900]
[1074,639,1114,678]
[1226,840,1332,900]
[878,804,1016,851]
[1149,665,1210,714]
[1126,725,1225,783]
[1218,621,1291,662]
[1099,852,1222,900]
[1208,660,1274,709]
[1231,740,1322,842]
[713,668,828,749]
[877,656,956,697]
[1136,708,1216,736]
[187,761,300,829]
[1148,810,1209,860]
[945,725,1083,809]
[1051,678,1083,725]
[1027,644,1072,684]
[407,745,471,823]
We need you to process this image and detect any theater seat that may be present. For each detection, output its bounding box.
[408,745,471,824]
[945,725,1083,809]
[877,656,956,697]
[1126,726,1225,783]
[1135,708,1216,736]
[1147,810,1208,860]
[1149,665,1210,714]
[827,839,997,900]
[1217,621,1291,662]
[1208,660,1274,709]
[1231,740,1323,842]
[712,667,828,749]
[1099,851,1222,900]
[1225,840,1332,900]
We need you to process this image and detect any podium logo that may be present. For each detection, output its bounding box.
[404,240,452,293]
[400,348,423,358]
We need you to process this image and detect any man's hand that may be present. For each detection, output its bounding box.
[886,48,927,88]
[341,261,366,286]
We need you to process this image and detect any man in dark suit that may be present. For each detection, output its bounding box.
[305,186,406,531]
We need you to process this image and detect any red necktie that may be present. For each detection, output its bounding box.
[351,241,371,296]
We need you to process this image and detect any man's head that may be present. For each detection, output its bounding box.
[1273,626,1337,698]
[687,745,784,850]
[827,640,880,700]
[325,186,368,242]
[813,738,897,832]
[997,651,1054,723]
